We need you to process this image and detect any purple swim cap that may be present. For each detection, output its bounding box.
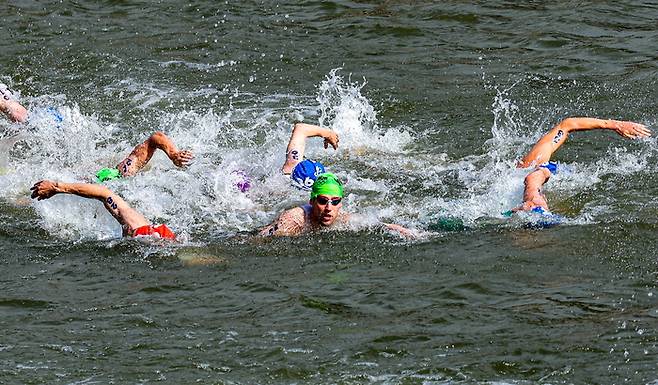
[231,170,251,192]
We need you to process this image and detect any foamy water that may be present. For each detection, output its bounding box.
[2,69,655,242]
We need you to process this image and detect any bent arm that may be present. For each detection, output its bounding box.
[511,168,552,212]
[30,180,149,234]
[117,131,193,176]
[148,131,194,167]
[282,123,339,174]
[147,131,194,167]
[518,117,651,168]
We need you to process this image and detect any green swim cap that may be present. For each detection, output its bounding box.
[311,173,344,199]
[96,167,121,183]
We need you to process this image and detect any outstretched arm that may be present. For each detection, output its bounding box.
[518,117,651,168]
[282,123,339,174]
[383,223,417,239]
[30,180,150,235]
[0,84,28,123]
[116,131,194,177]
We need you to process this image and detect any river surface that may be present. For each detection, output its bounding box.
[1,1,658,384]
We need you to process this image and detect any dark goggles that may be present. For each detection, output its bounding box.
[315,196,342,206]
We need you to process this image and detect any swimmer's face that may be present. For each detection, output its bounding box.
[310,195,342,226]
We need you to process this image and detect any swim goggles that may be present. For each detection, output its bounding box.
[314,196,342,206]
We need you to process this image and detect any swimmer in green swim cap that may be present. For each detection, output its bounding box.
[95,131,194,183]
[96,167,121,183]
[310,172,343,199]
[259,173,415,238]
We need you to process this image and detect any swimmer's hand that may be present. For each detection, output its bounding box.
[0,98,28,123]
[30,180,59,200]
[323,131,339,150]
[172,150,194,167]
[612,121,652,139]
[384,223,417,240]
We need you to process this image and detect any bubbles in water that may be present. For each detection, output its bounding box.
[4,70,655,242]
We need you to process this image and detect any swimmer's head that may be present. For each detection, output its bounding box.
[502,206,550,217]
[133,224,176,240]
[291,159,325,191]
[530,206,549,215]
[503,206,562,228]
[46,107,64,124]
[310,173,344,227]
[96,168,121,183]
[231,170,251,193]
[310,172,344,199]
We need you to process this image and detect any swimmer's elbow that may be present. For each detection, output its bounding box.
[292,122,306,134]
[556,117,607,133]
[555,117,579,132]
[149,131,169,145]
[259,223,284,237]
[81,184,116,202]
[257,227,272,237]
[292,122,321,137]
[524,168,549,187]
[281,163,293,174]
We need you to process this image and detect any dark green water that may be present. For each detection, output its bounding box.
[1,1,658,384]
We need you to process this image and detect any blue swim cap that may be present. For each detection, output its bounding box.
[46,107,64,124]
[527,206,563,228]
[502,206,563,228]
[538,161,558,175]
[291,159,325,190]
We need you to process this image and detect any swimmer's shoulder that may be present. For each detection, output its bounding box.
[260,206,307,237]
[285,206,308,222]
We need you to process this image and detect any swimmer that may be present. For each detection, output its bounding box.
[0,83,28,123]
[30,180,176,240]
[282,122,339,190]
[232,122,337,193]
[96,131,194,182]
[509,117,651,215]
[259,173,414,238]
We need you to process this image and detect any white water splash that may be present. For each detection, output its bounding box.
[3,71,655,241]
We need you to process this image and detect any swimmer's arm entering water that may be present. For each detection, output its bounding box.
[30,180,150,235]
[116,131,194,177]
[383,223,417,239]
[518,117,651,168]
[511,167,552,212]
[282,123,339,174]
[0,86,28,123]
